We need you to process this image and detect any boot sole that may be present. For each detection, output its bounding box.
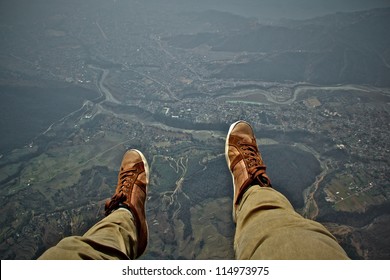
[225,120,251,222]
[131,149,150,185]
[129,149,150,253]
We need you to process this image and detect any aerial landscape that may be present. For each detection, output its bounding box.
[0,0,389,260]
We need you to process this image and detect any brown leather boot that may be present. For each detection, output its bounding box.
[225,121,272,222]
[105,149,149,258]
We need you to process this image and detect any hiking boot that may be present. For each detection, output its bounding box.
[225,121,271,222]
[105,149,149,258]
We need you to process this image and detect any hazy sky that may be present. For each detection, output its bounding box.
[1,0,390,22]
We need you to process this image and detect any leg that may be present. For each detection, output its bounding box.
[235,186,349,259]
[38,149,149,260]
[38,208,138,259]
[225,121,349,259]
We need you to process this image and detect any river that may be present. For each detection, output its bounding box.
[0,83,99,155]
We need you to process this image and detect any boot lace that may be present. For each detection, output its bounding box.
[105,169,136,215]
[238,141,270,186]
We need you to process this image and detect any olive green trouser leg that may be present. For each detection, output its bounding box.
[38,208,138,260]
[234,187,350,260]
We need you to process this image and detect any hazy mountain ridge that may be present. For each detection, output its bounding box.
[167,8,390,86]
